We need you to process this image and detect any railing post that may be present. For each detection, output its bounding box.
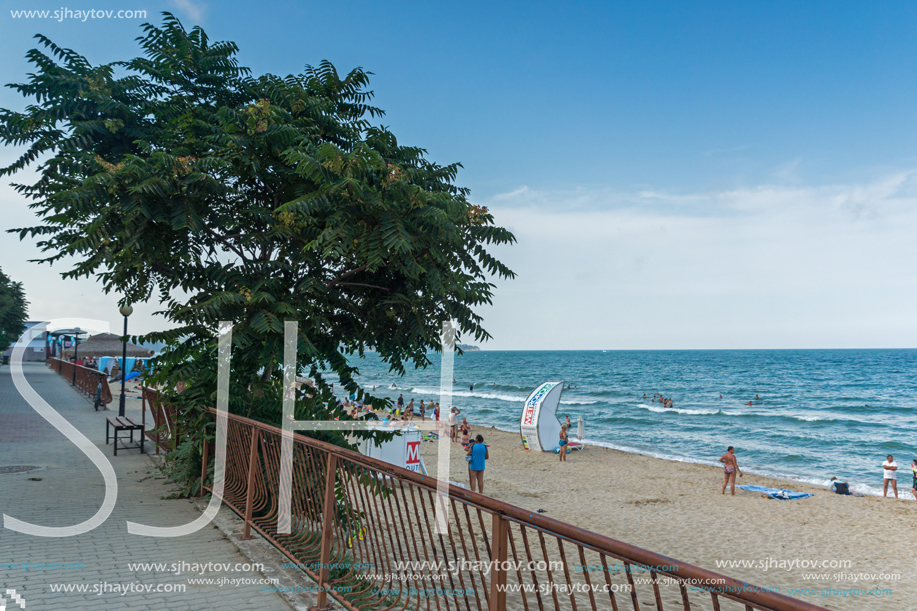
[241,427,260,540]
[314,454,338,611]
[200,436,210,498]
[489,513,509,611]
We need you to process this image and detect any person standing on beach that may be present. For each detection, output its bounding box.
[558,425,569,462]
[719,446,742,495]
[882,455,898,498]
[447,407,459,441]
[911,458,917,500]
[467,435,488,493]
[419,400,426,421]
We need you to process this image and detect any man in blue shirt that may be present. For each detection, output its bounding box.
[466,435,489,493]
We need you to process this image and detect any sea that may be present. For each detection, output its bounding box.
[343,349,917,497]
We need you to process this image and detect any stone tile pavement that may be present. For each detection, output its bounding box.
[0,363,295,611]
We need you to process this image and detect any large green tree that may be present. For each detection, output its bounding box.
[0,16,515,443]
[0,267,29,350]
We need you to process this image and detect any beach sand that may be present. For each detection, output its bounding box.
[417,424,916,611]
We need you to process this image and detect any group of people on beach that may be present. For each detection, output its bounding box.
[718,446,917,501]
[357,393,474,444]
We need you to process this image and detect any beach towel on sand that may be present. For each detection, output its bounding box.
[737,485,813,500]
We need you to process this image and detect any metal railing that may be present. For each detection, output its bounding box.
[141,386,179,454]
[49,357,113,407]
[191,407,829,611]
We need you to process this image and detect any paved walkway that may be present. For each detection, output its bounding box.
[0,363,294,611]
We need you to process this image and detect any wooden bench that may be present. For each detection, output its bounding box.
[105,417,145,456]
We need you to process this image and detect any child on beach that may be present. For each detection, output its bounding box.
[719,446,743,495]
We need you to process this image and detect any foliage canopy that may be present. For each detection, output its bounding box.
[0,15,515,436]
[0,267,29,350]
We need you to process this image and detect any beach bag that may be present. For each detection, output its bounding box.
[833,482,850,495]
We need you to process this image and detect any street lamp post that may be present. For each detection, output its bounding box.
[118,305,133,417]
[72,327,81,385]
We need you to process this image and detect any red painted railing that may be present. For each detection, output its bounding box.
[49,357,113,407]
[193,407,829,611]
[141,386,180,454]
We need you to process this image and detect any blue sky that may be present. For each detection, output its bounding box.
[2,1,917,349]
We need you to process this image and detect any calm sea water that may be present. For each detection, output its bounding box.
[343,350,917,496]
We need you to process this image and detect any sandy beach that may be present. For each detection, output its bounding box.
[416,423,916,611]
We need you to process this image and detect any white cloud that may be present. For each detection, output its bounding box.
[170,0,205,22]
[4,169,917,350]
[475,172,917,349]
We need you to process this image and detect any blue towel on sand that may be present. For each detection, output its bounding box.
[737,485,813,500]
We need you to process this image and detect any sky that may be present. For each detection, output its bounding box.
[2,0,917,349]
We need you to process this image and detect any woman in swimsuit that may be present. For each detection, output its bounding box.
[559,425,569,462]
[718,446,742,495]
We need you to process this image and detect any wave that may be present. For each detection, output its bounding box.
[381,385,600,406]
[635,403,721,416]
[409,386,524,402]
[631,403,887,426]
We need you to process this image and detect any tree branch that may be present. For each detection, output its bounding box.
[325,263,371,287]
[333,282,392,293]
[202,226,249,262]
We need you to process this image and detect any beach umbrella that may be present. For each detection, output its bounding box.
[577,416,585,443]
[61,333,153,358]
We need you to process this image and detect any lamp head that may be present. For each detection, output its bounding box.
[119,304,133,317]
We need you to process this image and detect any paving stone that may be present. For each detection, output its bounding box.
[0,363,292,610]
